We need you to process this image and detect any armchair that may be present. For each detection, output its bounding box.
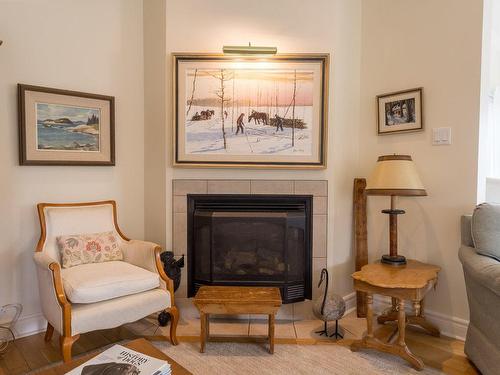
[34,201,179,362]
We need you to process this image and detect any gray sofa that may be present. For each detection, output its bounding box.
[459,211,500,375]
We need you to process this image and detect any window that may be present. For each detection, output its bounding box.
[478,0,500,202]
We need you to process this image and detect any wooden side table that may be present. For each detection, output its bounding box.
[350,260,440,370]
[193,286,282,354]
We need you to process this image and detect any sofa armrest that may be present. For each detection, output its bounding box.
[33,253,72,335]
[121,240,175,304]
[459,245,500,296]
[461,215,473,247]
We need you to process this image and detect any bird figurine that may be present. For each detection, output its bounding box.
[312,268,345,338]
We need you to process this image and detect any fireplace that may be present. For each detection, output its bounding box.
[187,194,312,303]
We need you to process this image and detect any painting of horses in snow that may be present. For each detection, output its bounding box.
[174,54,328,168]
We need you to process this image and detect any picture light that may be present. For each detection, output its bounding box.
[223,43,277,55]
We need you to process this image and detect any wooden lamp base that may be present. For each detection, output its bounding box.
[381,254,406,265]
[381,196,406,266]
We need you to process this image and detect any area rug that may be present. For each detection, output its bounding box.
[155,341,442,375]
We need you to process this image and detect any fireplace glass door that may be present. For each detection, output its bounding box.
[187,195,312,303]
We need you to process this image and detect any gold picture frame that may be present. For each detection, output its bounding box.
[173,53,329,169]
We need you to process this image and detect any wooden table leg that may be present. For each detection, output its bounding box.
[379,296,440,338]
[397,299,406,346]
[396,299,425,370]
[351,293,377,352]
[407,298,440,337]
[268,314,275,354]
[366,294,374,338]
[206,313,210,338]
[352,295,425,370]
[200,312,207,353]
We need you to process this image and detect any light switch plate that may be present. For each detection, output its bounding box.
[432,127,451,145]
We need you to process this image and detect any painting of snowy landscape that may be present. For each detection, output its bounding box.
[174,55,328,167]
[377,87,423,135]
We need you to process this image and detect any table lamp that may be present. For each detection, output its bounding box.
[365,155,426,266]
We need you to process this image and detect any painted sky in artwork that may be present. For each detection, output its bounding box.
[36,102,99,123]
[187,69,314,107]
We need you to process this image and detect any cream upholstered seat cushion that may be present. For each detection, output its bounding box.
[71,288,170,335]
[61,261,160,304]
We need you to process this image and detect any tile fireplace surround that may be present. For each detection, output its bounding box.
[172,179,328,320]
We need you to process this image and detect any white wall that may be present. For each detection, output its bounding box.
[144,0,167,247]
[0,0,145,336]
[1,0,483,339]
[360,0,483,337]
[145,0,363,297]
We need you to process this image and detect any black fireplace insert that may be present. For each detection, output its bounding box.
[187,194,312,303]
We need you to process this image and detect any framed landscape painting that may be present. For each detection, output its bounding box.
[18,84,115,165]
[173,53,329,168]
[377,87,423,135]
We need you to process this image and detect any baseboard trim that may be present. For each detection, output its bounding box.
[343,291,357,315]
[424,309,469,341]
[12,294,354,338]
[13,312,47,339]
[12,292,468,341]
[372,295,468,340]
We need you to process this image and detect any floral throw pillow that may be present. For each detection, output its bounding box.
[57,231,123,268]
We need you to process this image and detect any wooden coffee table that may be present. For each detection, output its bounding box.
[36,338,192,375]
[193,286,282,354]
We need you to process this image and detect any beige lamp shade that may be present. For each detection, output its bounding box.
[365,155,427,196]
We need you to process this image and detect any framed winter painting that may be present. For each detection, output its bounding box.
[377,87,423,135]
[173,53,329,168]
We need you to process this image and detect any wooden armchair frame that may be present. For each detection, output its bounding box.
[35,200,179,362]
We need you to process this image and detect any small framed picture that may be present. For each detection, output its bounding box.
[377,88,423,135]
[18,84,115,165]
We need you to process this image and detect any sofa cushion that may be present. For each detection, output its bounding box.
[61,261,160,303]
[71,289,170,336]
[57,231,123,268]
[471,203,500,261]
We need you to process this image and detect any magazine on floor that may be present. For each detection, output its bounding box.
[66,344,171,375]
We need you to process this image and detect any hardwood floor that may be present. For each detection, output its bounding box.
[360,324,478,375]
[0,313,478,375]
[0,327,137,374]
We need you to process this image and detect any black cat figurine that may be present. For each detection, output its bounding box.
[160,251,185,292]
[158,252,184,326]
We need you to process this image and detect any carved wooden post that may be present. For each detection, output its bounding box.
[353,178,368,317]
[397,299,406,346]
[366,294,374,338]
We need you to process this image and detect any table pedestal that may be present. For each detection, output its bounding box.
[378,297,440,337]
[351,294,426,370]
[350,260,441,371]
